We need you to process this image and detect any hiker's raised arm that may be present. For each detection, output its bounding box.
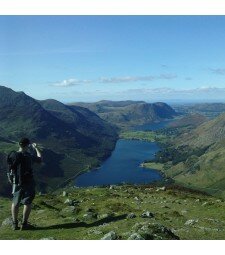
[32,143,42,161]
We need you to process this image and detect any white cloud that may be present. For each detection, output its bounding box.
[51,73,178,87]
[99,73,177,83]
[52,78,91,87]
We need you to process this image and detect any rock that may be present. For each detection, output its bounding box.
[1,217,13,228]
[64,199,80,206]
[100,213,115,219]
[83,212,97,220]
[64,199,72,204]
[101,231,117,240]
[128,233,145,240]
[132,222,179,240]
[156,186,166,192]
[184,219,199,226]
[141,211,154,218]
[86,208,95,213]
[127,213,136,219]
[202,202,208,206]
[88,229,103,235]
[40,237,55,240]
[62,191,68,197]
[61,206,76,214]
[109,185,116,190]
[134,197,139,201]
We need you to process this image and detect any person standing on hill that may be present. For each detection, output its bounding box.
[7,138,42,230]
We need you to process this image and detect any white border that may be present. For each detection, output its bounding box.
[0,0,225,15]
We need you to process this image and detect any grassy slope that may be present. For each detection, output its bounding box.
[1,185,225,240]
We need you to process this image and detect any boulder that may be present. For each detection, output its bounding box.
[100,213,115,219]
[88,229,103,235]
[127,213,136,219]
[40,237,56,240]
[132,222,179,240]
[61,206,76,214]
[1,217,13,228]
[62,191,68,197]
[128,233,145,240]
[101,231,117,240]
[184,219,199,226]
[83,212,98,220]
[156,186,166,192]
[141,211,154,218]
[64,199,80,206]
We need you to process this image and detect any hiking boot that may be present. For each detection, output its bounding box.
[20,222,35,231]
[12,220,19,231]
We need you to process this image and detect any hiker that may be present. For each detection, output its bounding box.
[7,138,42,230]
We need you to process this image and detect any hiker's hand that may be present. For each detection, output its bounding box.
[32,143,37,148]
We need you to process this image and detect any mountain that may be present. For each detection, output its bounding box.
[157,112,225,198]
[0,86,118,195]
[71,100,177,129]
[173,103,225,119]
[168,113,208,129]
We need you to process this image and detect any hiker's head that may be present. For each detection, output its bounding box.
[19,138,30,151]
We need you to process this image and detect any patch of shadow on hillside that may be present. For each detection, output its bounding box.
[34,214,127,230]
[38,149,65,178]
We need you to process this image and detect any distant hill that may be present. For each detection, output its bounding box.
[158,112,225,198]
[0,86,118,196]
[71,100,177,129]
[173,103,225,119]
[168,113,208,129]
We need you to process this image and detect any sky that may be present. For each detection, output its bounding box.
[1,15,225,103]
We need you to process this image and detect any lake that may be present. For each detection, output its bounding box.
[75,120,171,187]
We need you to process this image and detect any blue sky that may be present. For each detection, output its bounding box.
[1,15,225,103]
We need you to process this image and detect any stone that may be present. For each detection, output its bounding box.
[62,191,68,197]
[101,231,117,240]
[132,222,179,240]
[100,213,114,219]
[109,185,116,190]
[202,202,208,206]
[40,237,55,240]
[88,229,103,235]
[61,206,76,214]
[141,211,154,218]
[127,213,136,219]
[184,219,199,226]
[64,198,72,204]
[156,186,166,192]
[128,233,145,240]
[83,212,97,220]
[1,217,13,228]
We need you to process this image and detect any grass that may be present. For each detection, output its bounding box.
[119,131,167,143]
[141,162,164,171]
[1,185,225,240]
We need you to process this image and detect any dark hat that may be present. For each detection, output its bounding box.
[19,137,30,147]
